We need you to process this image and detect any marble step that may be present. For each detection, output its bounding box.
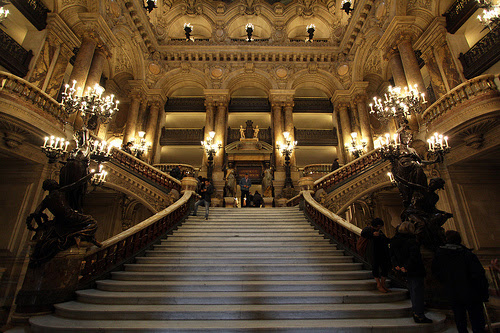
[76,289,408,305]
[96,279,376,292]
[145,249,345,257]
[162,236,329,242]
[53,301,413,320]
[134,256,353,265]
[123,262,363,272]
[172,228,318,233]
[152,242,335,249]
[111,270,372,281]
[30,314,446,333]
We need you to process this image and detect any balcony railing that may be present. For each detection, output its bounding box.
[459,26,500,79]
[0,30,33,78]
[11,0,50,31]
[444,0,479,34]
[153,163,199,178]
[422,74,499,125]
[0,71,66,124]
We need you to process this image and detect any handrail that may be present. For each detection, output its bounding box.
[153,163,199,177]
[422,74,500,125]
[79,190,194,286]
[0,71,66,124]
[286,194,302,207]
[301,164,335,176]
[302,190,363,256]
[314,149,384,192]
[111,148,182,193]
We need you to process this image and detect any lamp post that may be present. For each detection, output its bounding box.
[201,131,222,181]
[344,131,367,159]
[277,131,297,189]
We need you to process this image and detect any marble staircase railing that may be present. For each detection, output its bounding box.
[0,71,66,125]
[79,190,193,286]
[153,163,199,178]
[422,74,500,126]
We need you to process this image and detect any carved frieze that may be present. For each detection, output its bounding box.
[160,128,204,146]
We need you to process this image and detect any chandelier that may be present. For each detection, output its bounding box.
[144,0,157,13]
[277,131,297,156]
[42,136,70,163]
[0,6,9,23]
[245,23,254,42]
[369,84,427,123]
[344,132,367,158]
[61,80,119,131]
[90,164,108,187]
[184,23,193,41]
[130,131,151,158]
[306,24,315,42]
[341,0,354,14]
[476,0,500,29]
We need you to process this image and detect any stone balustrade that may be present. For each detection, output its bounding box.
[0,71,66,125]
[422,74,500,125]
[153,163,199,178]
[302,164,336,177]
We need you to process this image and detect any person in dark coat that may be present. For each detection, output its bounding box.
[361,218,391,293]
[170,165,182,180]
[192,178,215,220]
[252,191,264,208]
[239,173,252,207]
[331,158,340,172]
[432,230,489,333]
[390,221,432,324]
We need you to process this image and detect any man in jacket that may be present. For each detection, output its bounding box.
[192,178,215,220]
[239,173,252,207]
[432,230,489,333]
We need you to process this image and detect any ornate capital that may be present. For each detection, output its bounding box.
[204,89,230,106]
[269,90,295,105]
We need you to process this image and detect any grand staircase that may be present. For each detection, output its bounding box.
[30,207,445,332]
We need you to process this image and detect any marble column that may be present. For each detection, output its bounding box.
[123,92,142,145]
[337,102,353,162]
[436,41,463,91]
[397,38,426,92]
[387,51,408,88]
[84,48,107,92]
[69,37,97,96]
[201,101,216,172]
[154,104,166,165]
[145,101,161,163]
[272,102,284,171]
[332,110,346,165]
[421,51,447,99]
[355,94,374,152]
[213,101,228,169]
[45,45,73,99]
[137,99,149,132]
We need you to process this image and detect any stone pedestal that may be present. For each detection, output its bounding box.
[298,177,314,191]
[275,198,288,207]
[263,197,274,207]
[181,177,198,194]
[14,243,92,320]
[211,198,222,207]
[224,197,237,207]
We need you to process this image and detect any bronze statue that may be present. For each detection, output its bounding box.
[26,173,101,267]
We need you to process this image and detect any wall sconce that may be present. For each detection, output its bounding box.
[306,24,315,42]
[341,0,354,14]
[344,132,367,158]
[184,23,193,41]
[144,0,157,13]
[246,23,254,42]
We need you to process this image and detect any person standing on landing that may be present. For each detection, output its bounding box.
[239,173,252,207]
[361,218,391,293]
[192,178,215,220]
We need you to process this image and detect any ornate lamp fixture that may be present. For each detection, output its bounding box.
[184,23,193,41]
[245,23,254,42]
[277,131,297,188]
[0,5,9,23]
[131,131,151,159]
[201,131,222,181]
[61,80,119,131]
[41,136,70,163]
[341,0,354,14]
[306,24,315,42]
[344,132,367,158]
[476,0,500,29]
[369,84,426,124]
[143,0,157,13]
[90,164,108,187]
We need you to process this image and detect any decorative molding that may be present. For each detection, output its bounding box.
[160,128,204,146]
[295,129,338,146]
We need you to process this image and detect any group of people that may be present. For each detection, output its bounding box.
[361,218,489,331]
[239,173,264,208]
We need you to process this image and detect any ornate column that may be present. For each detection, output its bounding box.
[137,99,149,132]
[355,94,374,152]
[123,91,143,145]
[271,102,284,171]
[435,40,463,91]
[69,36,97,95]
[145,100,162,163]
[387,50,408,88]
[84,47,107,92]
[201,100,216,172]
[283,101,296,167]
[397,37,426,92]
[420,51,447,99]
[332,109,346,165]
[337,102,353,162]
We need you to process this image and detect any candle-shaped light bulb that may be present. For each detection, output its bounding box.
[65,141,69,151]
[43,137,49,147]
[444,136,449,148]
[71,80,76,89]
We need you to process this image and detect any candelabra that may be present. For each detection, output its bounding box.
[306,24,315,42]
[369,84,427,124]
[41,136,70,163]
[90,164,108,187]
[144,0,157,13]
[344,132,367,158]
[277,131,297,189]
[87,137,114,165]
[131,131,151,159]
[246,23,254,42]
[0,5,9,23]
[341,0,354,14]
[184,23,193,41]
[201,131,222,181]
[476,0,500,29]
[61,80,119,131]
